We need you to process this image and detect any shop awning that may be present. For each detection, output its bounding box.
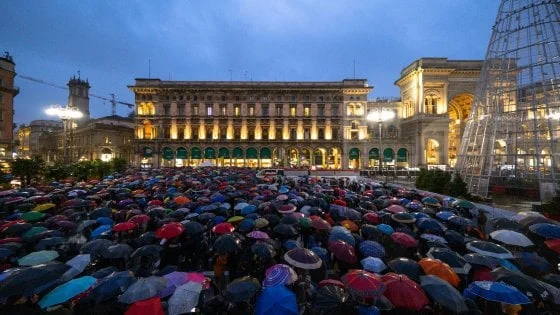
[143,147,153,158]
[397,148,408,162]
[349,148,360,160]
[368,148,379,159]
[176,147,188,159]
[191,147,202,159]
[383,148,394,162]
[162,147,174,160]
[260,147,272,159]
[204,147,216,159]
[246,147,258,159]
[218,147,229,158]
[232,147,243,159]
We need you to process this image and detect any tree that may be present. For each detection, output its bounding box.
[90,159,111,179]
[111,157,128,174]
[11,156,45,187]
[447,172,469,197]
[45,164,72,181]
[415,168,451,194]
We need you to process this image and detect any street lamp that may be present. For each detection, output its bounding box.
[45,105,83,164]
[367,108,396,176]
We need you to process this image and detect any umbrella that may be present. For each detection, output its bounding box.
[33,203,56,212]
[61,254,91,281]
[1,222,31,236]
[426,247,471,274]
[89,207,112,220]
[448,216,476,228]
[490,267,552,302]
[18,250,59,266]
[214,233,242,254]
[131,244,163,260]
[340,219,359,232]
[544,239,560,253]
[255,285,298,315]
[81,239,113,255]
[102,243,133,260]
[466,241,513,259]
[77,220,97,232]
[391,213,416,224]
[182,221,205,236]
[377,224,394,235]
[420,275,468,314]
[359,240,385,258]
[512,251,552,276]
[385,204,406,214]
[416,218,446,233]
[390,232,418,248]
[255,217,269,229]
[263,264,298,287]
[463,253,499,269]
[328,240,358,264]
[252,242,276,260]
[90,224,112,239]
[341,269,385,300]
[453,199,475,209]
[118,276,167,304]
[529,223,560,239]
[128,214,151,225]
[212,222,235,235]
[464,281,530,304]
[21,211,45,222]
[311,218,332,230]
[225,276,261,303]
[38,276,96,309]
[168,282,203,315]
[387,257,422,282]
[361,257,387,273]
[158,271,189,298]
[283,248,322,269]
[420,233,447,244]
[111,222,136,233]
[238,218,256,232]
[381,273,429,311]
[247,230,269,240]
[0,262,71,298]
[489,229,534,247]
[273,223,298,237]
[155,222,185,240]
[444,230,466,246]
[519,216,555,228]
[86,271,136,303]
[418,258,460,288]
[22,226,48,240]
[228,215,244,223]
[436,211,455,221]
[490,218,523,232]
[363,212,381,224]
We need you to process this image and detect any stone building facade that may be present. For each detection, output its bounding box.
[17,120,63,160]
[0,53,18,170]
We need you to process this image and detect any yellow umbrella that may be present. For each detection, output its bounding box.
[33,203,56,212]
[228,216,244,223]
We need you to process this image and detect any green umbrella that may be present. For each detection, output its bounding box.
[299,217,312,228]
[23,226,48,240]
[18,250,59,266]
[453,199,475,209]
[21,211,46,222]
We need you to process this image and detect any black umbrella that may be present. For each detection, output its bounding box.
[0,262,71,298]
[251,242,276,260]
[312,285,349,314]
[490,218,523,232]
[264,214,280,227]
[273,223,298,237]
[102,244,133,260]
[519,216,555,228]
[131,245,163,260]
[182,221,205,236]
[91,266,119,279]
[490,267,553,302]
[279,215,298,225]
[35,236,66,251]
[444,230,466,246]
[197,212,216,223]
[224,276,261,303]
[84,271,137,303]
[361,224,381,240]
[89,207,112,220]
[426,247,471,275]
[2,222,32,235]
[214,233,241,254]
[462,253,499,269]
[420,275,468,314]
[138,231,157,246]
[387,257,423,282]
[81,239,114,255]
[542,274,560,289]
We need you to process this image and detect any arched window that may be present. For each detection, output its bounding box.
[424,91,439,114]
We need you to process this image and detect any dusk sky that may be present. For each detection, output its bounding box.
[1,1,499,125]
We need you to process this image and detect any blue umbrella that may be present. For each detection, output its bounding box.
[213,216,227,225]
[311,247,328,261]
[436,211,455,221]
[284,240,302,250]
[255,284,298,315]
[529,223,560,239]
[513,251,552,276]
[118,276,167,304]
[38,276,97,309]
[329,231,355,246]
[90,224,112,239]
[416,218,446,233]
[86,271,136,303]
[448,216,475,227]
[238,219,256,232]
[361,257,387,273]
[412,212,430,220]
[18,250,59,266]
[463,281,531,304]
[377,224,394,235]
[96,217,113,226]
[241,204,257,215]
[359,240,385,259]
[211,194,226,203]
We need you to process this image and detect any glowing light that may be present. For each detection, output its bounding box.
[45,105,83,119]
[366,108,396,122]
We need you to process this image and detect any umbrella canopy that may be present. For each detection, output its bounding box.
[377,224,394,235]
[131,244,163,260]
[311,285,349,315]
[342,269,385,300]
[251,242,276,260]
[113,222,137,232]
[182,221,205,236]
[420,275,468,314]
[359,240,385,259]
[225,276,261,303]
[385,204,407,214]
[489,229,534,247]
[512,251,552,277]
[32,203,56,212]
[466,241,513,259]
[490,267,553,302]
[0,262,71,298]
[155,222,185,240]
[212,222,235,235]
[490,218,523,232]
[263,264,298,287]
[168,282,203,315]
[214,233,242,254]
[361,257,387,273]
[38,276,97,309]
[21,211,45,222]
[118,276,167,304]
[381,273,429,311]
[311,218,332,231]
[390,232,418,248]
[62,254,91,281]
[463,253,499,269]
[159,271,189,298]
[416,218,446,233]
[81,239,113,255]
[453,199,475,209]
[273,224,298,237]
[387,257,422,282]
[391,213,416,224]
[328,240,358,264]
[102,243,133,260]
[283,248,322,270]
[90,224,112,239]
[247,230,270,240]
[426,247,471,274]
[464,281,530,304]
[544,239,560,254]
[18,250,59,266]
[86,271,136,303]
[255,284,298,315]
[529,223,560,239]
[418,258,460,288]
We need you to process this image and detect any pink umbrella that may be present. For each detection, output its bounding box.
[247,231,270,240]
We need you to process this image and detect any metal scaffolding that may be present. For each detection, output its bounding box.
[458,0,560,200]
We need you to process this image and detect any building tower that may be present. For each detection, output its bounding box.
[0,52,18,169]
[67,75,90,122]
[458,0,560,201]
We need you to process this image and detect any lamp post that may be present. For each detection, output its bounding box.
[367,108,396,177]
[46,105,83,164]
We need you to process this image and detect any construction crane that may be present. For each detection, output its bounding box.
[18,75,135,116]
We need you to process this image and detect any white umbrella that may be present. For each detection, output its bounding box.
[168,282,203,315]
[489,230,534,247]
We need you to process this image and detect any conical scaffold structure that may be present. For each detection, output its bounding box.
[458,0,560,200]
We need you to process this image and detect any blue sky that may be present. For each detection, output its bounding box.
[1,0,499,125]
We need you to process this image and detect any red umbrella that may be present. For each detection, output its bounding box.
[390,232,418,248]
[113,222,137,232]
[544,239,560,254]
[340,220,359,232]
[311,218,332,231]
[155,222,185,239]
[148,200,163,206]
[128,214,151,225]
[319,279,345,288]
[363,213,381,224]
[341,269,385,300]
[381,273,429,311]
[333,199,347,207]
[472,267,493,281]
[212,222,236,235]
[328,240,358,264]
[0,237,22,244]
[386,205,407,214]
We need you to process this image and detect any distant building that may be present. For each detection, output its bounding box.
[17,120,63,160]
[0,52,18,170]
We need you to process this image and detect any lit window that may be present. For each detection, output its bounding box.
[276,104,283,116]
[234,106,240,117]
[290,106,296,117]
[207,106,213,116]
[249,106,255,116]
[304,106,310,117]
[192,105,199,116]
[220,105,227,116]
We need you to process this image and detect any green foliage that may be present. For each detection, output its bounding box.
[415,168,452,194]
[447,172,469,197]
[111,157,128,174]
[11,156,45,187]
[45,164,72,181]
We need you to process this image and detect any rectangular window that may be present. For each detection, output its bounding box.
[248,105,255,117]
[207,105,213,116]
[318,127,324,140]
[276,95,282,101]
[262,96,269,102]
[304,106,310,117]
[290,95,296,102]
[163,104,170,116]
[317,104,325,117]
[276,104,283,116]
[332,105,339,117]
[290,105,296,117]
[234,105,240,117]
[290,128,297,140]
[276,128,283,140]
[304,95,310,102]
[235,96,241,101]
[178,104,184,116]
[193,95,198,101]
[249,96,255,102]
[221,95,226,101]
[220,105,227,116]
[192,105,199,116]
[319,96,324,102]
[206,95,212,101]
[262,104,269,117]
[179,95,184,101]
[304,128,310,139]
[332,128,339,140]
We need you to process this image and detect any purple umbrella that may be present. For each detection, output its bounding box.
[118,199,135,207]
[160,271,189,298]
[284,248,322,270]
[263,264,298,287]
[247,231,270,240]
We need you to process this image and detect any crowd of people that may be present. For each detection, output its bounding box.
[0,167,559,315]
